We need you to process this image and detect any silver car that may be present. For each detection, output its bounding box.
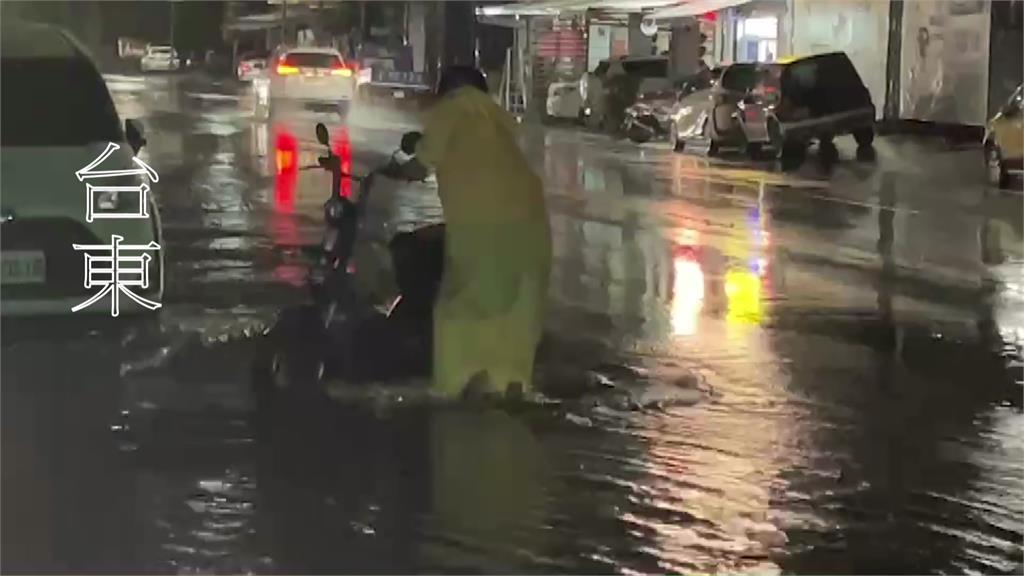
[669,63,775,158]
[140,45,180,73]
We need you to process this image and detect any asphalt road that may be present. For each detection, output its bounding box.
[2,71,1021,574]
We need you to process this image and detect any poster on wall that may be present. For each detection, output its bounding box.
[900,0,991,125]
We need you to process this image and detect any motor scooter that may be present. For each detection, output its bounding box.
[252,123,443,419]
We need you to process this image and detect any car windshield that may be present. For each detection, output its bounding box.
[721,64,775,92]
[623,59,667,78]
[780,53,870,112]
[638,77,674,96]
[1,56,123,146]
[284,52,342,68]
[150,47,172,55]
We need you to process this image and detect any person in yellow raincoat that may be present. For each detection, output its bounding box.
[383,66,552,401]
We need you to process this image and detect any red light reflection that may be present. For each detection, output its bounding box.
[274,126,297,213]
[332,127,352,199]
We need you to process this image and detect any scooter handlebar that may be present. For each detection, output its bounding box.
[297,161,367,181]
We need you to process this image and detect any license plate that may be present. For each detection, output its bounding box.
[393,90,406,99]
[2,251,46,284]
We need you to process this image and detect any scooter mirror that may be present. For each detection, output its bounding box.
[315,123,330,146]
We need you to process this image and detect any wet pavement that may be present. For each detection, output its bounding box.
[2,71,1022,574]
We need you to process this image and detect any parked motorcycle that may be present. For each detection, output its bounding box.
[623,89,677,144]
[252,123,443,423]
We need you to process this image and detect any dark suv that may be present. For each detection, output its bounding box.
[764,52,876,168]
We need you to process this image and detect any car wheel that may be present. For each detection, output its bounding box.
[779,140,806,171]
[628,125,651,144]
[701,119,720,157]
[854,127,875,148]
[987,144,1010,189]
[670,124,684,152]
[818,139,839,165]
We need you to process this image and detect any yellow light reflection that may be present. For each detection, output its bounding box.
[725,269,763,325]
[670,252,704,336]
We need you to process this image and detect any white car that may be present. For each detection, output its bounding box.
[268,47,356,118]
[140,45,179,73]
[1,22,164,316]
[236,51,268,82]
[546,81,583,120]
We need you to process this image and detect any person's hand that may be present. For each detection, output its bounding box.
[392,149,415,165]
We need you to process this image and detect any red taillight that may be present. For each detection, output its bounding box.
[330,65,353,77]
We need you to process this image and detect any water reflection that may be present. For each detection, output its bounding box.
[670,247,704,337]
[725,269,763,326]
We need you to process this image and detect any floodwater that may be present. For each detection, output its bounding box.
[2,72,1022,574]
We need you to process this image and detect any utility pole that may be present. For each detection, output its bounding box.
[169,0,176,47]
[281,0,288,46]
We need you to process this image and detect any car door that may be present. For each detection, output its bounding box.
[673,85,714,139]
[709,64,756,138]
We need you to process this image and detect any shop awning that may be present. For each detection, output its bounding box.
[479,0,682,17]
[649,0,752,19]
[224,7,317,32]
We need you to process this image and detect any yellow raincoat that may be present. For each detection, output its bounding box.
[417,86,551,398]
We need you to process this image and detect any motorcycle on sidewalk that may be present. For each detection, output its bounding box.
[252,123,443,430]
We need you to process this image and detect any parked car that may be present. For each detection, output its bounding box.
[582,55,669,129]
[546,80,583,121]
[140,44,180,73]
[1,22,163,316]
[236,51,268,82]
[266,47,357,119]
[984,84,1023,189]
[766,52,876,169]
[357,58,431,107]
[669,62,770,157]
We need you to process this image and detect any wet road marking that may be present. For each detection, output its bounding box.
[187,92,243,101]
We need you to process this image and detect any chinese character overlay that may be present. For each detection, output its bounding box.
[73,142,162,316]
[72,235,161,317]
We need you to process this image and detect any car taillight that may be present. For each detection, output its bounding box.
[277,63,299,76]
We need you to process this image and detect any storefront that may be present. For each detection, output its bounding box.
[734,14,778,61]
[784,0,1020,127]
[718,0,787,64]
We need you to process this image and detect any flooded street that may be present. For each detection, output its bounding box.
[3,72,1022,574]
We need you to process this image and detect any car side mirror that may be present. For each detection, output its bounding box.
[315,122,330,145]
[125,119,146,154]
